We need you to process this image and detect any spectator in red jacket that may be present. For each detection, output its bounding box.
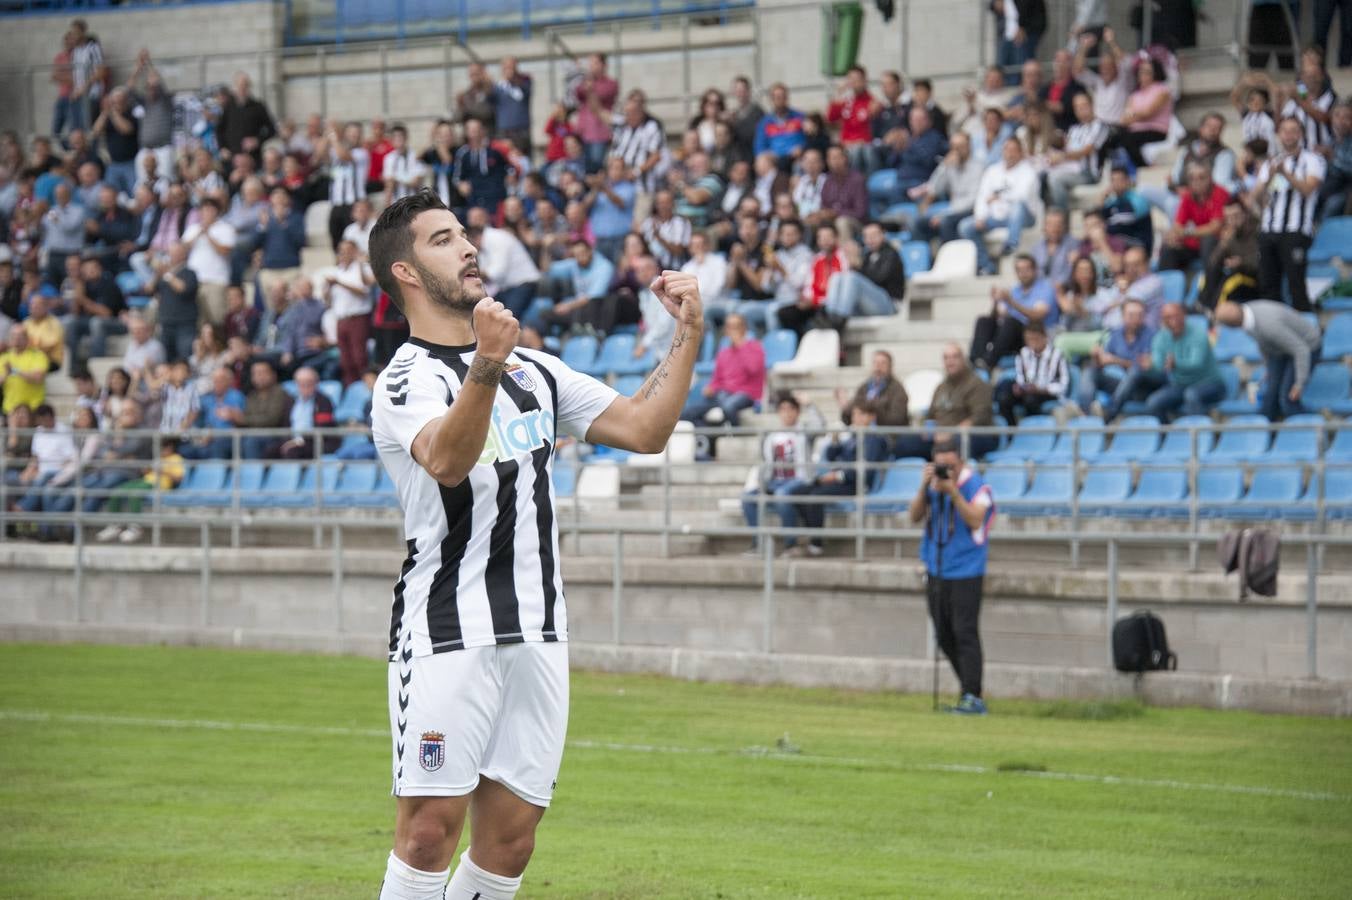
[827,65,876,172]
[771,223,848,337]
[1158,163,1229,273]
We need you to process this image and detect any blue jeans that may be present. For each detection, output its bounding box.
[180,437,234,460]
[1263,351,1317,421]
[64,314,129,363]
[1144,375,1226,422]
[741,476,808,546]
[495,281,539,321]
[1081,365,1142,419]
[105,160,138,199]
[1139,184,1181,222]
[45,469,134,514]
[15,471,62,513]
[681,390,756,426]
[733,299,772,333]
[958,202,1030,274]
[997,30,1042,84]
[824,271,895,319]
[584,142,609,173]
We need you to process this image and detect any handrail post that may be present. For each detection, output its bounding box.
[150,431,163,547]
[1105,537,1118,668]
[660,443,671,557]
[1305,541,1318,680]
[755,458,768,555]
[379,43,390,117]
[200,521,211,626]
[73,513,85,623]
[0,430,8,544]
[854,426,866,561]
[1187,425,1200,571]
[762,522,775,653]
[317,47,328,119]
[231,432,242,548]
[1070,423,1081,568]
[333,524,345,633]
[680,14,692,123]
[611,529,623,645]
[313,429,323,548]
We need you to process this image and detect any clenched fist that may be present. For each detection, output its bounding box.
[650,270,704,329]
[472,297,520,361]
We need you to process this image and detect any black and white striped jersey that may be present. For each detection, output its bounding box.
[372,338,620,660]
[1282,86,1337,150]
[1257,150,1327,236]
[1066,119,1111,179]
[609,116,668,193]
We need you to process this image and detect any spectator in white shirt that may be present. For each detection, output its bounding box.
[679,232,728,312]
[465,210,541,321]
[320,239,375,386]
[958,139,1042,275]
[1072,27,1131,126]
[381,124,426,204]
[180,197,236,326]
[121,313,166,384]
[633,255,675,360]
[340,198,376,256]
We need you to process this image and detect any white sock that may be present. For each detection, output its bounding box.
[444,848,523,900]
[378,851,449,900]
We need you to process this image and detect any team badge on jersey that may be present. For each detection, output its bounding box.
[418,731,445,771]
[505,364,537,393]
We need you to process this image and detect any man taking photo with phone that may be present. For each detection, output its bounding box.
[908,437,996,715]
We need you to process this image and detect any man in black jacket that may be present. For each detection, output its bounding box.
[218,72,276,163]
[992,0,1047,84]
[83,185,139,271]
[822,221,905,327]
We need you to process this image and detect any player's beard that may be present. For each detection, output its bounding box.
[416,260,486,316]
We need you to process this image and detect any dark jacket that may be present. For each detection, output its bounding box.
[822,432,890,492]
[218,96,276,157]
[860,243,907,299]
[845,376,910,428]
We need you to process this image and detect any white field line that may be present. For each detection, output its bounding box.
[1,709,1344,803]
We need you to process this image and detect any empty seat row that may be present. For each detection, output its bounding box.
[163,461,396,509]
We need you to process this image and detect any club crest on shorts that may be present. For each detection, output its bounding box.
[418,731,445,772]
[505,364,537,392]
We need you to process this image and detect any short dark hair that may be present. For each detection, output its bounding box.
[932,436,961,457]
[912,77,933,92]
[1024,321,1046,337]
[34,403,55,419]
[1014,253,1036,268]
[847,65,866,78]
[851,399,878,418]
[199,197,222,213]
[1249,86,1271,105]
[391,123,408,138]
[369,188,450,313]
[775,392,799,411]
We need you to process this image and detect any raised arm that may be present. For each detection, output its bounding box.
[584,270,705,454]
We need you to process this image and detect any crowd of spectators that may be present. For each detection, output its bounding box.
[2,12,1352,541]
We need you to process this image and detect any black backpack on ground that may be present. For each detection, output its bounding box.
[1112,611,1178,673]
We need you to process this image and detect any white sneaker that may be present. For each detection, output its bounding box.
[118,525,144,543]
[703,407,726,426]
[95,525,122,543]
[805,543,824,557]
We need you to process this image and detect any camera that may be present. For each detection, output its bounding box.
[934,464,951,481]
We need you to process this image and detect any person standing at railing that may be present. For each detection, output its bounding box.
[494,57,533,157]
[573,54,619,173]
[911,435,995,715]
[218,72,276,166]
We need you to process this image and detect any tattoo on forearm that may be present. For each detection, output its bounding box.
[640,326,695,400]
[468,357,506,387]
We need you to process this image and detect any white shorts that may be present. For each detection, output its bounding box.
[388,641,569,807]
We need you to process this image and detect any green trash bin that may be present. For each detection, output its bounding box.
[821,2,864,78]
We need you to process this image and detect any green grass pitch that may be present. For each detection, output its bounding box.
[2,642,1350,898]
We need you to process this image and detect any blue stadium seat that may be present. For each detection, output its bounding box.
[1097,416,1162,462]
[1157,269,1187,303]
[1217,363,1258,417]
[352,467,398,508]
[1076,466,1132,516]
[762,329,799,368]
[335,380,373,424]
[1286,466,1352,519]
[282,380,299,398]
[586,334,644,377]
[1155,415,1216,461]
[1322,314,1352,362]
[900,240,932,275]
[1329,426,1352,461]
[560,334,599,372]
[1301,362,1352,416]
[1268,414,1325,462]
[611,374,645,396]
[1309,216,1352,264]
[1118,467,1188,518]
[162,462,230,507]
[981,464,1027,503]
[1213,326,1262,363]
[986,415,1058,462]
[552,462,578,499]
[1203,414,1270,461]
[687,376,710,404]
[1000,466,1074,516]
[880,202,919,225]
[274,462,342,509]
[1194,466,1246,519]
[322,462,380,507]
[866,169,898,216]
[864,461,925,514]
[245,463,305,508]
[1323,295,1352,313]
[318,380,343,408]
[1217,465,1304,519]
[693,331,717,377]
[115,271,144,296]
[1040,415,1106,462]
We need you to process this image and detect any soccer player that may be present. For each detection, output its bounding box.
[368,188,703,900]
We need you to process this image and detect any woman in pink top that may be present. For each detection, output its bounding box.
[680,313,765,427]
[1116,57,1174,166]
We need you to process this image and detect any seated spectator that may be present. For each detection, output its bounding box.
[120,313,166,385]
[21,294,64,372]
[1100,165,1153,254]
[773,224,847,337]
[183,366,246,460]
[82,184,138,269]
[41,182,86,285]
[8,404,74,518]
[1115,303,1224,422]
[240,359,292,459]
[753,218,812,334]
[968,106,1014,168]
[273,277,332,378]
[277,366,338,459]
[633,256,675,361]
[1216,300,1321,422]
[320,239,377,386]
[1315,100,1351,222]
[995,322,1070,423]
[189,324,230,395]
[894,343,997,460]
[720,215,776,329]
[224,177,267,286]
[882,106,950,203]
[63,256,127,368]
[1115,56,1174,167]
[959,139,1041,276]
[147,241,199,364]
[639,189,692,270]
[529,237,617,337]
[1142,112,1239,219]
[1089,245,1164,332]
[741,393,811,554]
[751,151,790,212]
[585,157,637,264]
[906,78,949,137]
[25,406,101,541]
[791,148,828,223]
[256,188,306,309]
[816,145,868,237]
[823,221,905,327]
[834,349,909,431]
[149,359,200,434]
[381,123,426,204]
[1072,28,1129,127]
[93,435,183,543]
[61,401,151,515]
[94,367,133,430]
[1198,198,1260,311]
[1076,209,1127,283]
[69,371,100,420]
[679,232,728,318]
[130,182,188,286]
[1158,163,1229,272]
[1044,93,1110,210]
[1043,49,1089,132]
[453,118,509,214]
[681,313,764,426]
[341,197,376,256]
[224,284,260,344]
[784,401,889,557]
[609,90,669,198]
[1006,59,1045,122]
[970,254,1057,370]
[181,197,235,326]
[1053,256,1106,360]
[754,84,807,170]
[670,151,723,229]
[1029,207,1075,288]
[955,67,1017,134]
[2,404,33,487]
[909,131,984,243]
[1230,77,1277,151]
